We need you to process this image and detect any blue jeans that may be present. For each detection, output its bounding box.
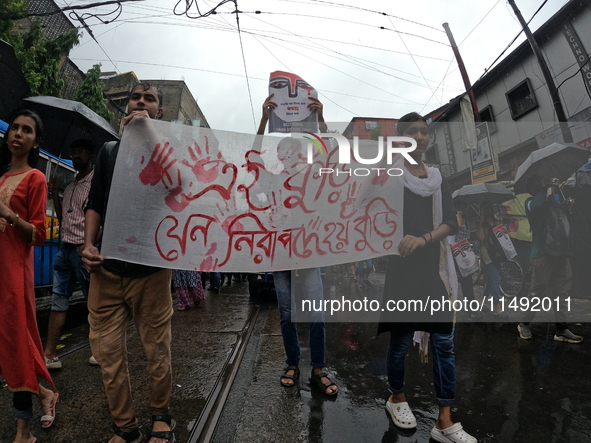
[483,261,501,302]
[208,272,221,289]
[52,242,91,310]
[273,268,326,368]
[387,330,456,407]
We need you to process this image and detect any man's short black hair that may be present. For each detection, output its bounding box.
[526,175,545,196]
[131,82,163,107]
[71,138,95,153]
[396,112,427,136]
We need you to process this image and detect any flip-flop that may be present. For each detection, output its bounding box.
[12,438,36,443]
[41,392,59,429]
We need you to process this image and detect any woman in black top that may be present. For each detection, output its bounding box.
[378,113,477,443]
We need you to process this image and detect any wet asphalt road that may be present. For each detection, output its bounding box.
[1,272,590,442]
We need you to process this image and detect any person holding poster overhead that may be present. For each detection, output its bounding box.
[265,71,327,134]
[257,93,338,396]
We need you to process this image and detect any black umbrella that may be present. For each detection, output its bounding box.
[513,142,590,195]
[22,96,119,159]
[0,40,30,120]
[452,182,514,205]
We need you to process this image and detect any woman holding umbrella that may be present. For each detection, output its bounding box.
[0,109,59,443]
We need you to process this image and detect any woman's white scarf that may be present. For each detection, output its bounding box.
[403,165,458,362]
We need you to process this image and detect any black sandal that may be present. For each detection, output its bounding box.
[150,414,176,443]
[280,365,300,387]
[112,424,143,443]
[309,370,338,396]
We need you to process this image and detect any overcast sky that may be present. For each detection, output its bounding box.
[56,0,569,133]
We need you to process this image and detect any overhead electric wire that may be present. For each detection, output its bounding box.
[215,10,450,47]
[277,0,446,33]
[232,0,257,131]
[475,0,549,82]
[25,0,143,18]
[244,12,453,95]
[386,15,438,102]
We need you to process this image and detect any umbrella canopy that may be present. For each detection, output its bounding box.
[0,40,30,120]
[513,142,590,195]
[452,182,514,205]
[22,96,119,159]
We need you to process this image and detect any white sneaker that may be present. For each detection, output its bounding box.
[385,400,417,429]
[45,357,62,369]
[430,423,477,443]
[88,355,100,366]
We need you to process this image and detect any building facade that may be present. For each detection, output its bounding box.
[101,73,210,133]
[424,0,591,190]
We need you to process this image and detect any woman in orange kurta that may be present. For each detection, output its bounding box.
[0,110,58,443]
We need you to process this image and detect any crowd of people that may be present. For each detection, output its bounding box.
[0,82,587,443]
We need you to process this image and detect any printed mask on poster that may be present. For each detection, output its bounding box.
[268,71,319,133]
[450,239,479,277]
[492,224,518,260]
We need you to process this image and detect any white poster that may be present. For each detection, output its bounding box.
[100,118,404,272]
[451,238,479,277]
[268,71,319,133]
[493,224,518,261]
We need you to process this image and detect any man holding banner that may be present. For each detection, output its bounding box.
[81,83,175,443]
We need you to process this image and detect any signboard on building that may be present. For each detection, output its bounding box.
[470,122,496,184]
[563,22,591,98]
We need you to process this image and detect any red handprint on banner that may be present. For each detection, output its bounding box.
[139,142,176,187]
[181,139,237,200]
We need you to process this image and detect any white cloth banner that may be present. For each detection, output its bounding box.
[101,118,404,271]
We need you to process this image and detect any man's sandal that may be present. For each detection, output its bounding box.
[280,365,300,387]
[150,414,176,443]
[309,370,338,396]
[112,424,143,443]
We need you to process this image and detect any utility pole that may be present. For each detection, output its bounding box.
[507,0,573,143]
[443,22,481,122]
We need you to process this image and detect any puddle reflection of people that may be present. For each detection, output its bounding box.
[0,110,59,443]
[377,113,477,443]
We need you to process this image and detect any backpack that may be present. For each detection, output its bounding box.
[526,197,572,257]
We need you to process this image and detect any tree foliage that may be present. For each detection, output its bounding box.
[0,0,79,97]
[76,64,114,123]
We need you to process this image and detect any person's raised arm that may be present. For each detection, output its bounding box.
[257,93,277,135]
[307,96,328,132]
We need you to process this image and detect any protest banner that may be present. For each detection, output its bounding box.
[100,118,404,271]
